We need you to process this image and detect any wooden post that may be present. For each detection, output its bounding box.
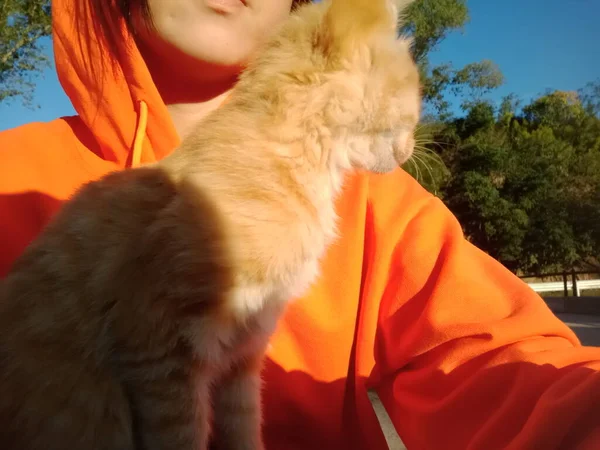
[563,272,569,297]
[571,270,578,297]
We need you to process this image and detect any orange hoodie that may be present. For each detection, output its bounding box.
[1,1,599,449]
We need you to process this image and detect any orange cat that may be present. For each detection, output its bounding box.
[0,0,420,449]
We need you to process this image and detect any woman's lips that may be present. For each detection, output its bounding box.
[205,0,246,13]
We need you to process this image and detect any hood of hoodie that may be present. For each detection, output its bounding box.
[52,0,181,167]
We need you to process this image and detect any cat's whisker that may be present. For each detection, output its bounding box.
[411,152,436,186]
[404,157,418,182]
[413,146,445,167]
[411,155,423,183]
[415,138,446,153]
[413,143,445,160]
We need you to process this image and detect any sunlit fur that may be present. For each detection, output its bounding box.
[0,1,421,449]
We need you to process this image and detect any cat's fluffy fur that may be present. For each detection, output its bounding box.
[0,0,421,449]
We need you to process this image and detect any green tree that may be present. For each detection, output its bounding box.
[579,79,600,117]
[401,0,504,119]
[402,0,469,65]
[0,0,52,107]
[400,0,505,189]
[434,89,600,274]
[396,1,599,275]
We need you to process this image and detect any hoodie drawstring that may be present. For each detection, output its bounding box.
[131,100,148,168]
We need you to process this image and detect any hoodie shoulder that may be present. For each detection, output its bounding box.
[364,168,438,223]
[0,116,120,277]
[0,117,117,195]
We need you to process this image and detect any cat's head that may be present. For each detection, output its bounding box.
[239,0,421,174]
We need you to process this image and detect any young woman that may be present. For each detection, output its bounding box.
[0,0,598,448]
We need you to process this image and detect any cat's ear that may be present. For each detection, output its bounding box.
[315,0,415,60]
[392,0,417,27]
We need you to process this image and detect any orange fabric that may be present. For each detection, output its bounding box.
[1,0,599,448]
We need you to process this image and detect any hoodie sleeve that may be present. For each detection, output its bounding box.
[0,120,111,277]
[364,170,600,450]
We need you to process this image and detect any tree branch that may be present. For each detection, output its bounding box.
[0,24,51,65]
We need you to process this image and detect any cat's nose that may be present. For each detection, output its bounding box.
[393,131,414,165]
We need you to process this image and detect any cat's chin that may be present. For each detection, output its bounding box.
[393,132,415,166]
[394,150,414,166]
[369,158,400,174]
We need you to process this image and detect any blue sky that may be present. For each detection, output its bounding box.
[1,0,598,131]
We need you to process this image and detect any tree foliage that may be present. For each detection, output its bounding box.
[579,79,600,117]
[0,0,51,107]
[401,0,469,65]
[402,0,504,120]
[428,90,600,274]
[398,0,600,275]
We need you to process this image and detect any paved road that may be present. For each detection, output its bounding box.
[369,313,600,449]
[556,313,600,346]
